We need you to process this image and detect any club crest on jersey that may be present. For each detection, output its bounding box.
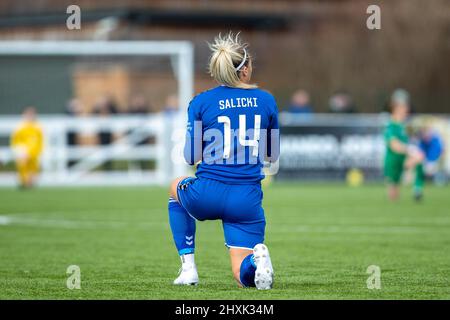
[219,97,258,110]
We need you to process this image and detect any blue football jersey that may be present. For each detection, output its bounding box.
[184,85,279,184]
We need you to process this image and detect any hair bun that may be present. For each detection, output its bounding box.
[207,32,256,89]
[218,45,229,53]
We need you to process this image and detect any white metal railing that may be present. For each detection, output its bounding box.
[1,113,448,186]
[278,112,450,178]
[0,114,188,186]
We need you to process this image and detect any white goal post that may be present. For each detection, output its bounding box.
[0,41,194,186]
[0,40,194,114]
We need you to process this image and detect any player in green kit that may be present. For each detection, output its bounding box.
[384,89,425,201]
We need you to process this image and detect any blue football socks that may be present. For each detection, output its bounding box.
[239,254,257,287]
[168,198,196,255]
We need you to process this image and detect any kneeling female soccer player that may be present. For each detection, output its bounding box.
[167,32,279,289]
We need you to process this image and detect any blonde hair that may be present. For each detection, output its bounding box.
[208,32,257,89]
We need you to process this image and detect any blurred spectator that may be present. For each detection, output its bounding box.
[329,91,356,113]
[126,94,151,170]
[163,94,179,116]
[65,98,84,147]
[65,98,83,116]
[93,95,118,170]
[128,94,151,146]
[128,94,149,114]
[93,94,118,115]
[287,89,313,114]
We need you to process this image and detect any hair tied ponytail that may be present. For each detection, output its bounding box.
[208,32,257,89]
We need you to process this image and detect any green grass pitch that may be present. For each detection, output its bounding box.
[0,183,449,299]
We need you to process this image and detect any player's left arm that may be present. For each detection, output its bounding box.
[10,127,29,160]
[183,100,203,165]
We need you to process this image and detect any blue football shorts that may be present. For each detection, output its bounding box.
[176,176,266,250]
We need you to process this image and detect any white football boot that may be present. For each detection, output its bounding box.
[253,244,274,290]
[173,264,199,285]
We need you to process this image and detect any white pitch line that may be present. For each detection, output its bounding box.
[0,215,12,225]
[0,214,166,230]
[272,224,449,234]
[0,214,448,234]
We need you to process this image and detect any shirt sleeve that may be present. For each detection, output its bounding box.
[183,99,203,165]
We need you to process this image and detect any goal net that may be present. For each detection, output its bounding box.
[0,41,194,186]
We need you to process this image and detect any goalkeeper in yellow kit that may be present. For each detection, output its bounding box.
[10,107,44,188]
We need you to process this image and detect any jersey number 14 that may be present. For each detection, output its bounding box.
[218,114,261,159]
